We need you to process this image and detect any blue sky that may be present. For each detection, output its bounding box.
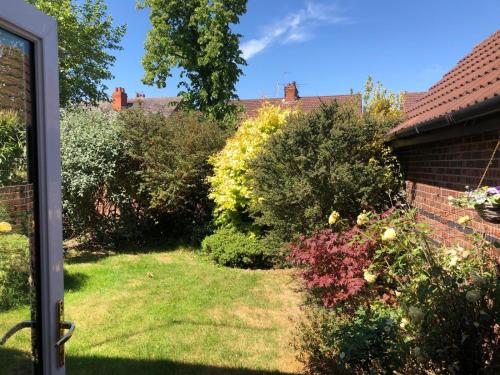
[103,0,500,99]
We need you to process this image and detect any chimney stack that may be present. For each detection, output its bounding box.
[112,87,127,111]
[284,81,298,102]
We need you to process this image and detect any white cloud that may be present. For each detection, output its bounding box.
[241,1,349,60]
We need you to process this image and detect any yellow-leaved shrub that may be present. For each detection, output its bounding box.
[208,104,292,227]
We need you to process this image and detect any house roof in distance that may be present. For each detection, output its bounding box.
[107,81,422,119]
[390,30,500,136]
[402,91,427,113]
[236,94,362,118]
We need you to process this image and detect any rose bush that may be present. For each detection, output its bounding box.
[292,208,499,374]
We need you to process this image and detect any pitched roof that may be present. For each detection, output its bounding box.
[99,96,181,115]
[236,94,362,118]
[127,97,181,115]
[390,30,500,136]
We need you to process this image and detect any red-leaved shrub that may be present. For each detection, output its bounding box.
[290,227,375,307]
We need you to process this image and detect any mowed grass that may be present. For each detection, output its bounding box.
[0,246,303,374]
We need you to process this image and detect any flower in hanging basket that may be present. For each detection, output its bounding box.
[449,186,500,223]
[448,186,500,209]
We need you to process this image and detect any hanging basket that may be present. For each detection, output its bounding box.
[474,203,500,224]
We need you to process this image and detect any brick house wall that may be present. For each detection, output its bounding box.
[0,184,34,230]
[397,129,500,247]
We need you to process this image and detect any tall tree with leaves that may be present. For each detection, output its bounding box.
[138,0,247,122]
[363,75,404,123]
[28,0,126,107]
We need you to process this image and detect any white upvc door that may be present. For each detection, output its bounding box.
[0,1,69,374]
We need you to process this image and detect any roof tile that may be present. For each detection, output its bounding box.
[390,30,500,135]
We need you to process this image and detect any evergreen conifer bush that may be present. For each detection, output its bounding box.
[250,101,400,245]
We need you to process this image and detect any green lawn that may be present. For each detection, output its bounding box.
[0,246,303,374]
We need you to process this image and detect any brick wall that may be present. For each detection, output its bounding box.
[0,184,34,229]
[397,129,500,247]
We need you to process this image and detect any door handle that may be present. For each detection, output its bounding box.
[0,320,35,345]
[55,321,75,347]
[56,299,75,367]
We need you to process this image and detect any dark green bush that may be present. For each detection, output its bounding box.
[0,233,30,310]
[120,109,226,242]
[201,227,273,268]
[249,102,401,244]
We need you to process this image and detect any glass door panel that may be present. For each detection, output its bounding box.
[0,26,39,374]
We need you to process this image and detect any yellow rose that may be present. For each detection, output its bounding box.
[363,269,377,284]
[381,227,396,242]
[0,222,12,233]
[328,211,340,225]
[356,212,370,226]
[399,317,410,329]
[449,255,459,267]
[457,215,471,226]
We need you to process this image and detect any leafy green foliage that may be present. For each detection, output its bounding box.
[120,109,226,241]
[0,233,30,310]
[139,0,247,121]
[208,104,291,229]
[250,102,401,244]
[295,303,405,375]
[28,0,126,106]
[201,227,273,268]
[0,110,25,185]
[60,108,139,243]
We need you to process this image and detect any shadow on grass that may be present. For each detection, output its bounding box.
[64,270,89,292]
[64,239,195,265]
[0,347,296,375]
[0,347,32,374]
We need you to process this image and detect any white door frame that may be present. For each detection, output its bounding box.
[0,1,64,374]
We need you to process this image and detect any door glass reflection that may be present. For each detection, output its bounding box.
[0,27,38,374]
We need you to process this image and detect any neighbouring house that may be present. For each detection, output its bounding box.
[104,87,182,116]
[107,81,431,120]
[388,30,500,248]
[236,81,362,116]
[108,81,363,116]
[402,91,427,113]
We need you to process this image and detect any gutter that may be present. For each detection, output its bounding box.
[388,94,500,142]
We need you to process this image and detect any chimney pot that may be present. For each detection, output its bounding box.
[112,87,127,111]
[284,81,298,102]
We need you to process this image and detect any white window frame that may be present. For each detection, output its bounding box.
[0,1,64,374]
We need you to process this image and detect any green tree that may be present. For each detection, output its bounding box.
[138,0,247,122]
[363,75,404,123]
[28,0,126,107]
